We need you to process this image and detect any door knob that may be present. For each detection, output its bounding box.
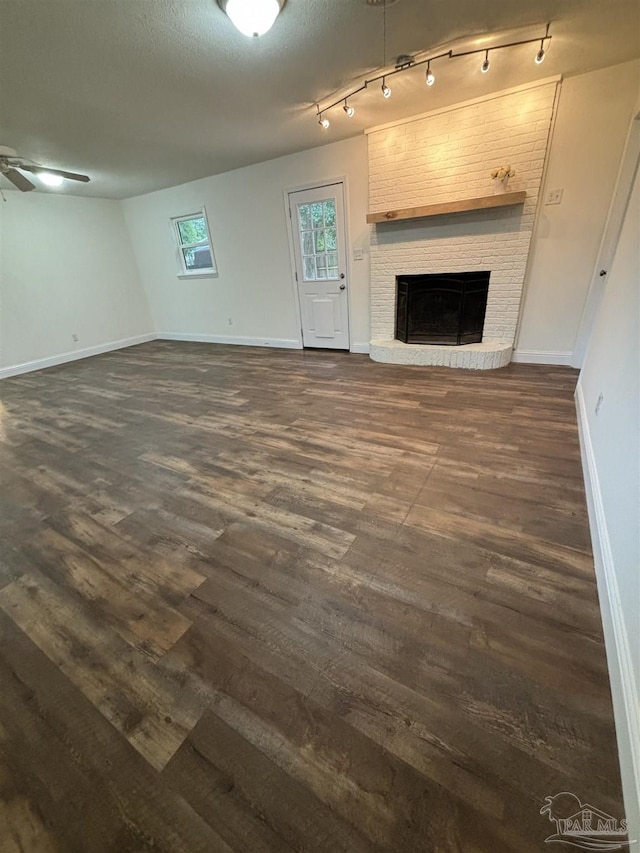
[339,273,345,279]
[599,269,607,276]
[339,283,346,290]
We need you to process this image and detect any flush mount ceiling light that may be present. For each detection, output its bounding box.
[217,0,285,37]
[314,21,552,129]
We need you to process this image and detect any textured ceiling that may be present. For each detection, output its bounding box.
[1,0,638,199]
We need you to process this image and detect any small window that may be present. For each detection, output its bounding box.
[171,210,217,277]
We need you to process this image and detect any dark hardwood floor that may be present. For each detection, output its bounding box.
[0,341,624,852]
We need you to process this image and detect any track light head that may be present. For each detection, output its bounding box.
[318,114,330,129]
[381,78,391,98]
[535,42,546,64]
[481,50,490,73]
[425,62,435,86]
[343,101,355,117]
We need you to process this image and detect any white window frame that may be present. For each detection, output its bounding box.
[171,208,218,279]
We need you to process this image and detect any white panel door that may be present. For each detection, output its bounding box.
[571,113,640,367]
[289,183,350,350]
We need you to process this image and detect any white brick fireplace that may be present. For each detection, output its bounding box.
[367,79,560,369]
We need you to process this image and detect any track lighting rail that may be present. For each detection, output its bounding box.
[315,23,552,127]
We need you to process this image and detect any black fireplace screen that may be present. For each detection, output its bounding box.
[395,272,490,346]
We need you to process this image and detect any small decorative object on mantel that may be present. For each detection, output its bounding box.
[491,165,516,193]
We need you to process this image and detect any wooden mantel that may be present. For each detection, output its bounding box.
[366,191,526,224]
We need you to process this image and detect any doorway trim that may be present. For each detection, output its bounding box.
[283,176,353,351]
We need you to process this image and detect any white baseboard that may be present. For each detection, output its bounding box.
[350,342,371,354]
[157,332,301,349]
[0,333,156,380]
[575,382,640,839]
[511,349,573,365]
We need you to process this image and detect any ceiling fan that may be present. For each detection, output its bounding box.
[0,146,90,191]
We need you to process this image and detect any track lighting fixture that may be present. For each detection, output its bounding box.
[425,61,435,86]
[314,22,552,129]
[535,23,550,65]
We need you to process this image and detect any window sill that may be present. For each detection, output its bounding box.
[177,272,219,280]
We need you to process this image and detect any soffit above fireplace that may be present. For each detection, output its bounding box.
[366,190,526,224]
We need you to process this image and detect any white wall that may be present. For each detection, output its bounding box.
[122,136,370,351]
[3,61,625,372]
[515,60,640,363]
[0,193,153,375]
[122,62,638,366]
[576,158,639,841]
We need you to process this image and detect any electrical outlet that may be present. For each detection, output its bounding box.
[545,188,563,205]
[72,333,79,343]
[595,392,604,415]
[353,247,364,261]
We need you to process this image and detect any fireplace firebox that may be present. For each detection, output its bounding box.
[395,272,490,346]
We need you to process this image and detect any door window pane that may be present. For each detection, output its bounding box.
[297,198,339,281]
[323,201,336,227]
[302,232,314,254]
[311,203,324,228]
[304,257,316,279]
[299,205,312,231]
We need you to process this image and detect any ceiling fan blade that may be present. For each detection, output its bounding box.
[19,164,90,183]
[2,168,35,192]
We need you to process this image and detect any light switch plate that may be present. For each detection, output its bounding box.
[545,188,563,205]
[353,247,364,261]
